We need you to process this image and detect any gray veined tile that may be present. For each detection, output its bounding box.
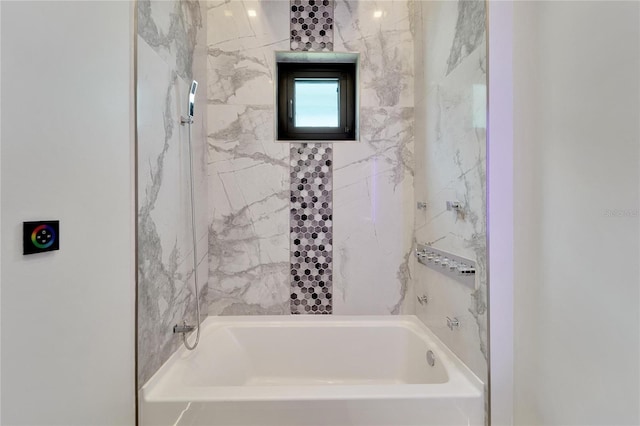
[413,0,487,383]
[137,0,203,81]
[333,0,414,108]
[207,48,274,105]
[137,69,204,386]
[445,0,486,76]
[137,0,208,388]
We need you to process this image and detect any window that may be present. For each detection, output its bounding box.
[277,62,356,141]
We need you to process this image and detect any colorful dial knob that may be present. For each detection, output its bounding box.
[31,224,56,249]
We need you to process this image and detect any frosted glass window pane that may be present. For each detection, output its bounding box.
[294,79,339,127]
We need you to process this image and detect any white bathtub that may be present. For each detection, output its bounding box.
[140,315,484,426]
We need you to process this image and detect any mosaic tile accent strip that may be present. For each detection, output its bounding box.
[290,0,334,51]
[290,144,333,314]
[290,0,334,314]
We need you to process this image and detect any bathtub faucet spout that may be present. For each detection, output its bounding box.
[174,321,195,334]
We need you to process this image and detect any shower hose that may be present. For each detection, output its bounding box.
[182,113,201,351]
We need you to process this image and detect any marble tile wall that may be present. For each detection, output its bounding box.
[206,0,415,316]
[206,1,291,315]
[137,0,208,387]
[136,0,486,399]
[207,0,413,315]
[332,0,415,314]
[412,0,488,384]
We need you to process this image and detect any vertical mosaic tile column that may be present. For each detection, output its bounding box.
[290,145,333,314]
[289,0,334,314]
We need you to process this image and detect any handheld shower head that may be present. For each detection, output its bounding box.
[188,80,198,118]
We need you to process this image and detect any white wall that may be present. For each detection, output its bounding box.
[1,1,135,425]
[487,1,514,423]
[0,2,3,421]
[491,1,640,425]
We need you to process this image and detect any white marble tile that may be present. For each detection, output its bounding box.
[413,264,487,379]
[138,0,204,81]
[205,0,291,315]
[332,105,415,314]
[333,166,414,314]
[193,0,210,242]
[412,0,487,385]
[206,104,290,315]
[334,0,414,108]
[329,0,415,314]
[206,0,289,105]
[207,0,289,49]
[205,0,418,316]
[137,0,208,387]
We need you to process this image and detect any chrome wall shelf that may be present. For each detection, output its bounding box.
[415,243,476,287]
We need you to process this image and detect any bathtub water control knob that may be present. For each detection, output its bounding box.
[173,322,195,334]
[446,317,460,331]
[446,201,462,211]
[416,249,431,260]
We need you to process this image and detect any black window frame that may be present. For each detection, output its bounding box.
[277,62,356,141]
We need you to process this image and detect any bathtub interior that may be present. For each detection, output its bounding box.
[141,316,484,426]
[177,322,449,387]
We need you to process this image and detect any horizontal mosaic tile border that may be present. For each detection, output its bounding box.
[290,144,333,314]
